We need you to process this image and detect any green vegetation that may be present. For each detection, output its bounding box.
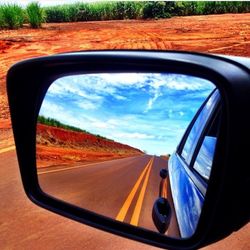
[174,1,250,16]
[0,1,250,29]
[0,4,24,29]
[26,2,45,28]
[38,115,87,133]
[44,2,145,22]
[43,1,250,23]
[37,115,110,141]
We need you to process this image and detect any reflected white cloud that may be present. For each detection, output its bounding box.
[113,132,155,140]
[77,100,99,110]
[39,100,64,116]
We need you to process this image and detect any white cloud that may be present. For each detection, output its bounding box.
[106,119,120,126]
[98,73,148,86]
[166,81,199,90]
[144,88,162,112]
[114,132,155,140]
[87,117,121,130]
[113,94,127,101]
[91,121,111,129]
[39,100,64,116]
[77,100,97,110]
[40,101,86,130]
[163,75,214,91]
[50,78,102,101]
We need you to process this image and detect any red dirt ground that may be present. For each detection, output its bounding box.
[36,124,143,167]
[1,14,250,148]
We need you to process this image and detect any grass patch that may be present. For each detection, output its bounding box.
[0,1,250,29]
[0,4,24,29]
[43,1,250,23]
[26,2,45,28]
[38,115,88,133]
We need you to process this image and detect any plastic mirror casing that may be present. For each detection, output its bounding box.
[7,51,250,250]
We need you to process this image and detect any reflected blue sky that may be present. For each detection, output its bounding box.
[39,73,215,155]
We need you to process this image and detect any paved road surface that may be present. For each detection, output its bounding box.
[38,155,167,232]
[0,149,249,249]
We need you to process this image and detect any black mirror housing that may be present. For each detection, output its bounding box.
[7,51,250,249]
[152,197,172,234]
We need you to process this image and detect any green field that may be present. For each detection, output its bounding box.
[1,1,250,29]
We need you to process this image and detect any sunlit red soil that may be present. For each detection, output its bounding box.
[1,14,250,149]
[36,124,143,167]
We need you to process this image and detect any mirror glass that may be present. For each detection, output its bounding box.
[36,73,219,239]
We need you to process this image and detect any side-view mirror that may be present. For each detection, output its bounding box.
[7,51,250,249]
[152,197,172,234]
[152,168,171,234]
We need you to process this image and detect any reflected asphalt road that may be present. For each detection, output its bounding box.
[38,155,167,231]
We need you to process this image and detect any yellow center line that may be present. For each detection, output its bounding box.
[130,157,154,226]
[160,179,167,198]
[116,157,153,222]
[0,145,15,154]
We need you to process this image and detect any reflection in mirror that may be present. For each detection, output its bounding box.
[36,73,218,239]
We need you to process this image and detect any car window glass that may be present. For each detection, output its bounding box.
[193,110,221,180]
[181,90,220,165]
[193,136,217,180]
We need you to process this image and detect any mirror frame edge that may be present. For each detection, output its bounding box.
[7,51,250,250]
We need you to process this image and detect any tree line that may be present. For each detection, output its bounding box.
[37,115,111,141]
[1,1,249,29]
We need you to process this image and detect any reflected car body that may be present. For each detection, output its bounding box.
[168,89,221,238]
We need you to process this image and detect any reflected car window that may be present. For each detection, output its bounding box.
[193,136,217,180]
[193,108,221,180]
[181,90,220,165]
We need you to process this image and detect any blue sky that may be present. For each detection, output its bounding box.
[39,73,215,155]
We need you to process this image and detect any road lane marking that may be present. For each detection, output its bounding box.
[130,157,154,226]
[38,155,142,175]
[0,145,15,154]
[160,179,167,198]
[38,164,95,175]
[116,157,153,222]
